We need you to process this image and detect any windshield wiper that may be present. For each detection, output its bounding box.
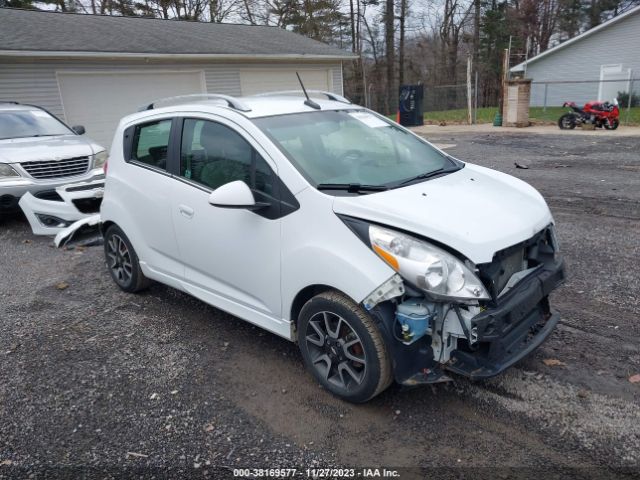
[316,183,389,193]
[394,165,462,187]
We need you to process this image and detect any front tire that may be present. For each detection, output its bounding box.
[298,291,393,403]
[605,119,619,130]
[104,225,151,293]
[558,114,576,130]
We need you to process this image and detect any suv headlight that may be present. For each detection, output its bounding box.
[93,150,108,169]
[369,225,490,301]
[0,164,20,179]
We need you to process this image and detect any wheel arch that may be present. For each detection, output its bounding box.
[290,284,354,336]
[101,220,116,235]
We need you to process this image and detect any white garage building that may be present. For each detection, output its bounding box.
[0,8,353,148]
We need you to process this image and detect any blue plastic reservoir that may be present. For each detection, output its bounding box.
[396,299,432,344]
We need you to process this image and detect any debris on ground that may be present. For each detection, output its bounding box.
[629,374,640,384]
[515,162,529,169]
[55,282,69,291]
[126,452,148,458]
[542,358,566,367]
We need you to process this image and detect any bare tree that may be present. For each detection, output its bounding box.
[384,0,395,113]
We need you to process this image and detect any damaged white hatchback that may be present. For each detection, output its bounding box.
[101,93,565,402]
[0,102,106,232]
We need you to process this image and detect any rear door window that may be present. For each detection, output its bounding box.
[131,119,172,170]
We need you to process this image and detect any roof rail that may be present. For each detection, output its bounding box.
[252,90,352,104]
[141,94,251,112]
[0,101,20,104]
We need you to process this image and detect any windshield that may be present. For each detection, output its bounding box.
[0,110,72,140]
[254,109,456,189]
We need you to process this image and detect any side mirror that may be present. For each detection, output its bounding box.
[208,180,269,210]
[72,125,86,135]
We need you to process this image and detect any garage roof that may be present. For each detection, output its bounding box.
[0,8,355,60]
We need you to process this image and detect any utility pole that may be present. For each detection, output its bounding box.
[499,48,509,118]
[467,55,473,125]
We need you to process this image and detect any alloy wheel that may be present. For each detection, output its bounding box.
[106,233,133,286]
[304,311,367,391]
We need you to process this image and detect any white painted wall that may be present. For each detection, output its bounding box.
[0,58,344,147]
[521,11,640,106]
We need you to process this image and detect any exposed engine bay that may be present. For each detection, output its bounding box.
[362,225,565,385]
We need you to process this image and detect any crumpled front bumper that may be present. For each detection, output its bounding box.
[444,257,565,379]
[18,179,104,235]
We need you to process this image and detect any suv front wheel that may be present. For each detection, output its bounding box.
[298,291,393,403]
[104,225,151,293]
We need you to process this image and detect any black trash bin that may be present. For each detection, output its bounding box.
[398,85,424,127]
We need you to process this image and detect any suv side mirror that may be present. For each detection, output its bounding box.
[208,180,269,210]
[72,125,86,135]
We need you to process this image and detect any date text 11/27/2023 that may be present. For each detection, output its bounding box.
[232,468,400,478]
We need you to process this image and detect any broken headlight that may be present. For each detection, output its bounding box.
[93,150,108,169]
[369,225,490,301]
[0,164,20,179]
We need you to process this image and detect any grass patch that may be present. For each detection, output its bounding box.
[414,106,640,126]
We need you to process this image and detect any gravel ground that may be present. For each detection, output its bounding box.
[1,129,639,479]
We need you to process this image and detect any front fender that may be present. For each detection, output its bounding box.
[281,188,395,322]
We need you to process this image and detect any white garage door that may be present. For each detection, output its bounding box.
[57,71,205,149]
[240,69,331,96]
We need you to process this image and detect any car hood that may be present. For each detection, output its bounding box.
[332,163,553,264]
[0,135,103,163]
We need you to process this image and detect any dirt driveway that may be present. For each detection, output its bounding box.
[1,129,639,479]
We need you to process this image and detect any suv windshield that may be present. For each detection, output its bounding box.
[254,110,457,189]
[0,110,72,140]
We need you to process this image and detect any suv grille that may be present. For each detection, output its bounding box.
[21,157,90,179]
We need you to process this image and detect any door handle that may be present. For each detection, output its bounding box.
[178,204,195,219]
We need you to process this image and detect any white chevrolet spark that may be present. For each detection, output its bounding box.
[101,92,565,402]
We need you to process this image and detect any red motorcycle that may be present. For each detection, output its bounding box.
[558,99,619,130]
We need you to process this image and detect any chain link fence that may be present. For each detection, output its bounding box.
[530,78,640,125]
[364,77,639,126]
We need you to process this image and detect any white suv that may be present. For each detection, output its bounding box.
[101,93,565,402]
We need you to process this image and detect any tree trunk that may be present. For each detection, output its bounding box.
[399,0,407,88]
[384,0,395,114]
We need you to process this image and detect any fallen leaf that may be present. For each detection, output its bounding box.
[629,374,640,384]
[543,358,566,367]
[56,282,69,290]
[0,459,13,466]
[204,424,215,432]
[22,239,31,244]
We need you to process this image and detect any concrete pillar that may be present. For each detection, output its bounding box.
[503,79,532,127]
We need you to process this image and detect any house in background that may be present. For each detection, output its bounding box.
[511,5,640,107]
[0,8,353,147]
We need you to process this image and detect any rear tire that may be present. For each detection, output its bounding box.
[298,291,393,403]
[605,119,619,130]
[104,225,151,293]
[558,114,576,130]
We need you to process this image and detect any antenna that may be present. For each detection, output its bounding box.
[296,72,321,110]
